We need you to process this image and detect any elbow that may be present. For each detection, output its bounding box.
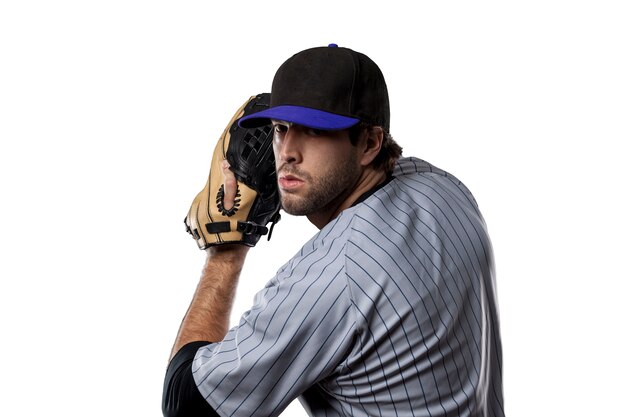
[161,341,216,417]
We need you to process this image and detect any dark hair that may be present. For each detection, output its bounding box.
[348,122,403,174]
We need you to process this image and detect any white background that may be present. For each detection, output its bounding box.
[1,1,624,416]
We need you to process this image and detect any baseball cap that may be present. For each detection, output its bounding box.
[239,44,390,131]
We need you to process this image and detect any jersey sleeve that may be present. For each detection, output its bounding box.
[191,230,358,417]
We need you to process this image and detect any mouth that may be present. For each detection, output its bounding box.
[278,174,304,191]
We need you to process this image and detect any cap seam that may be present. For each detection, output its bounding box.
[348,49,358,118]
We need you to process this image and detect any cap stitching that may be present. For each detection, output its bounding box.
[348,50,358,117]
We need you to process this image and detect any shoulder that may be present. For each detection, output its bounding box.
[386,156,483,219]
[344,156,492,275]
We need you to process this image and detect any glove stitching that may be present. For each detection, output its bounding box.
[216,184,241,216]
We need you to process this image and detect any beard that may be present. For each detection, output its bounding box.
[278,151,361,216]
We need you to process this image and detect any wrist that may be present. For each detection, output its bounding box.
[207,243,250,257]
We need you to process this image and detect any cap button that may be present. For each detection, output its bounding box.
[328,43,338,48]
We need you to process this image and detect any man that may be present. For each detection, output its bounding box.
[163,44,505,417]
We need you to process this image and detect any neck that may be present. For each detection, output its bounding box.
[306,167,387,229]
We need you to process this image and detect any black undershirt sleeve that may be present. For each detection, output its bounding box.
[162,341,220,417]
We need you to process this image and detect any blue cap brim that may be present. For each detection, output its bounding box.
[238,105,360,130]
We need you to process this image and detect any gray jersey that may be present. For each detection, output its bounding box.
[192,157,505,417]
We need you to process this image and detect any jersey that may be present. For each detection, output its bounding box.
[191,157,505,417]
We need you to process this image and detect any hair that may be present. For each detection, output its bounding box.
[348,122,403,175]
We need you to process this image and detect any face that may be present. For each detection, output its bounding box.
[272,121,362,217]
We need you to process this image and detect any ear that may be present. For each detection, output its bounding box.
[359,126,384,166]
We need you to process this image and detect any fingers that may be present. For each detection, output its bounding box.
[221,159,237,210]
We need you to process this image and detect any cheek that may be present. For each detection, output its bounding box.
[317,143,353,166]
[272,142,280,163]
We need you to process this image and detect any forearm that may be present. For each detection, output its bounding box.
[170,245,250,360]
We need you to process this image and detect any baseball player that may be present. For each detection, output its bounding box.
[163,45,505,417]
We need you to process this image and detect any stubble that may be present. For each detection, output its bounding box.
[278,152,360,217]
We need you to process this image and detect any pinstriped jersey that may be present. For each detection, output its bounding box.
[192,157,505,417]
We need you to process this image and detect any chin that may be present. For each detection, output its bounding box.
[280,196,310,217]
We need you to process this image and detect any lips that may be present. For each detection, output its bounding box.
[278,174,304,190]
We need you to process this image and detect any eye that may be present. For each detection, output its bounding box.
[272,124,287,143]
[273,123,288,133]
[307,128,327,136]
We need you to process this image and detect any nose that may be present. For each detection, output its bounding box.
[275,127,302,165]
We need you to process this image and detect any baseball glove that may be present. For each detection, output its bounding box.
[184,93,280,249]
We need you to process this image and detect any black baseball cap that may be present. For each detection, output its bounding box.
[239,44,390,131]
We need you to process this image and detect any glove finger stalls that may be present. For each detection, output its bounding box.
[186,186,210,249]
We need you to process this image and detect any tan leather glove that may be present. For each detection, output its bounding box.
[184,94,280,248]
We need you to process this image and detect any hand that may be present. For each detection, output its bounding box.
[184,93,280,249]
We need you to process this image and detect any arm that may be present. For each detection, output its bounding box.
[169,243,249,360]
[164,94,279,415]
[170,160,247,360]
[162,165,247,417]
